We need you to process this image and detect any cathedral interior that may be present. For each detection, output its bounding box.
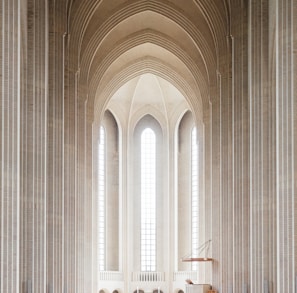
[0,0,296,292]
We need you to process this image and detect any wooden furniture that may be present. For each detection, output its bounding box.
[183,241,215,293]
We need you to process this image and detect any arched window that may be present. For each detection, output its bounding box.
[141,128,156,271]
[98,126,106,271]
[191,127,199,271]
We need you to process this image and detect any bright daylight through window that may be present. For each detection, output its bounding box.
[98,126,106,271]
[141,128,156,272]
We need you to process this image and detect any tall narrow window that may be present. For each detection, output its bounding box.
[98,126,106,271]
[141,128,156,271]
[191,127,199,271]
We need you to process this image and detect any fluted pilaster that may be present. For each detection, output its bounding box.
[249,0,276,291]
[19,0,49,292]
[74,96,95,292]
[0,0,23,292]
[230,2,249,292]
[249,0,296,291]
[47,0,67,291]
[211,2,249,292]
[275,0,296,291]
[63,41,77,293]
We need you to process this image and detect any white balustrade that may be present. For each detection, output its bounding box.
[98,271,123,281]
[132,271,165,282]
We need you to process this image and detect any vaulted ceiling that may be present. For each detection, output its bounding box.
[66,0,231,123]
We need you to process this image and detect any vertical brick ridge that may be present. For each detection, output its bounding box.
[0,0,22,292]
[19,0,48,292]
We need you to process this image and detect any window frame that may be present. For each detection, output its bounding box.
[140,128,157,272]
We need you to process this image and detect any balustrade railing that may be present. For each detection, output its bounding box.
[98,271,123,281]
[132,271,165,282]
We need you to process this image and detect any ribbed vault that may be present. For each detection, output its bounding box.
[92,52,203,123]
[67,0,230,123]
